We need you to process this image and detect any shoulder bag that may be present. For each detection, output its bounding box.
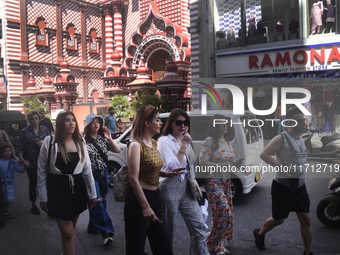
[185,149,202,200]
[113,141,145,202]
[113,165,130,202]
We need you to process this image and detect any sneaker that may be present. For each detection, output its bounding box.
[31,206,40,215]
[107,232,115,238]
[253,228,266,250]
[103,237,113,246]
[303,251,314,255]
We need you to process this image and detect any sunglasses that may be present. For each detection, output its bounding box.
[296,119,306,125]
[174,120,190,126]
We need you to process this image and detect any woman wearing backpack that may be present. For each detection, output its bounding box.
[37,110,97,255]
[84,113,120,245]
[124,105,185,255]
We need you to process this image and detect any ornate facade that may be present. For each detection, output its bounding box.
[3,0,191,111]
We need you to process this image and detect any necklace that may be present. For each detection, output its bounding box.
[143,140,152,147]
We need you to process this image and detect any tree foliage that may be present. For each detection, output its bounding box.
[109,94,135,118]
[131,90,170,113]
[21,98,46,114]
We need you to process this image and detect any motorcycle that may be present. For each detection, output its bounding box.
[300,129,340,158]
[316,175,340,228]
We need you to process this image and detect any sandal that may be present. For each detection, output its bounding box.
[4,212,11,219]
[223,248,230,254]
[215,251,225,255]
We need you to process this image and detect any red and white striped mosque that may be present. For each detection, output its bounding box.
[3,0,192,112]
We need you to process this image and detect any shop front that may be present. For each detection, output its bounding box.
[213,0,340,49]
[215,42,340,138]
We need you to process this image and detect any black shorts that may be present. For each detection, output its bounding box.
[271,180,310,220]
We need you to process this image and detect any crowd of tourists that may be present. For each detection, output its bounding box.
[0,106,313,255]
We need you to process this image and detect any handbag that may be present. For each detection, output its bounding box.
[113,141,146,202]
[113,165,130,202]
[185,152,202,200]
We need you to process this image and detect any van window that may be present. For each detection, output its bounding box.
[3,122,26,138]
[190,116,211,141]
[240,115,262,144]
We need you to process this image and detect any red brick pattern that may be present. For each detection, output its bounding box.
[88,71,104,98]
[86,7,102,37]
[61,1,80,30]
[26,0,55,26]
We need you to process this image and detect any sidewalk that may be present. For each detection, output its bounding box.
[2,156,338,255]
[0,172,89,255]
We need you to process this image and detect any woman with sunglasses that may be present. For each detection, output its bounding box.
[125,105,184,255]
[37,110,97,255]
[157,108,210,255]
[199,115,243,254]
[84,113,120,245]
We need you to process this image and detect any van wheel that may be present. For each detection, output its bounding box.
[107,161,121,188]
[231,178,242,202]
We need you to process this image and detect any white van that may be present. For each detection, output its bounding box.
[108,110,265,201]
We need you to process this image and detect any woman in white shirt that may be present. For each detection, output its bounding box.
[157,108,209,255]
[37,110,97,255]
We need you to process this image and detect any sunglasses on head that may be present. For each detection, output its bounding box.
[58,109,72,115]
[174,120,190,126]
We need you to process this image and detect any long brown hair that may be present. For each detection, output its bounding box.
[54,111,85,163]
[162,108,190,136]
[207,114,235,149]
[131,105,159,142]
[84,117,104,138]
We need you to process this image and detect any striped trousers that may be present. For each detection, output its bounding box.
[159,175,210,255]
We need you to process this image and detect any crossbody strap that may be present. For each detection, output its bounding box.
[184,153,193,178]
[46,135,53,173]
[85,136,108,165]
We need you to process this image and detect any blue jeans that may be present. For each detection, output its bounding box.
[87,169,115,237]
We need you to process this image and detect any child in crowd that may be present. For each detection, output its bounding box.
[0,144,27,219]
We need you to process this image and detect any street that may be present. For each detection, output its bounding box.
[0,159,339,255]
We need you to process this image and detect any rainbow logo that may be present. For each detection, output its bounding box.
[197,82,222,106]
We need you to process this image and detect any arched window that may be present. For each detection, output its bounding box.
[66,23,77,50]
[88,28,99,53]
[35,16,48,46]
